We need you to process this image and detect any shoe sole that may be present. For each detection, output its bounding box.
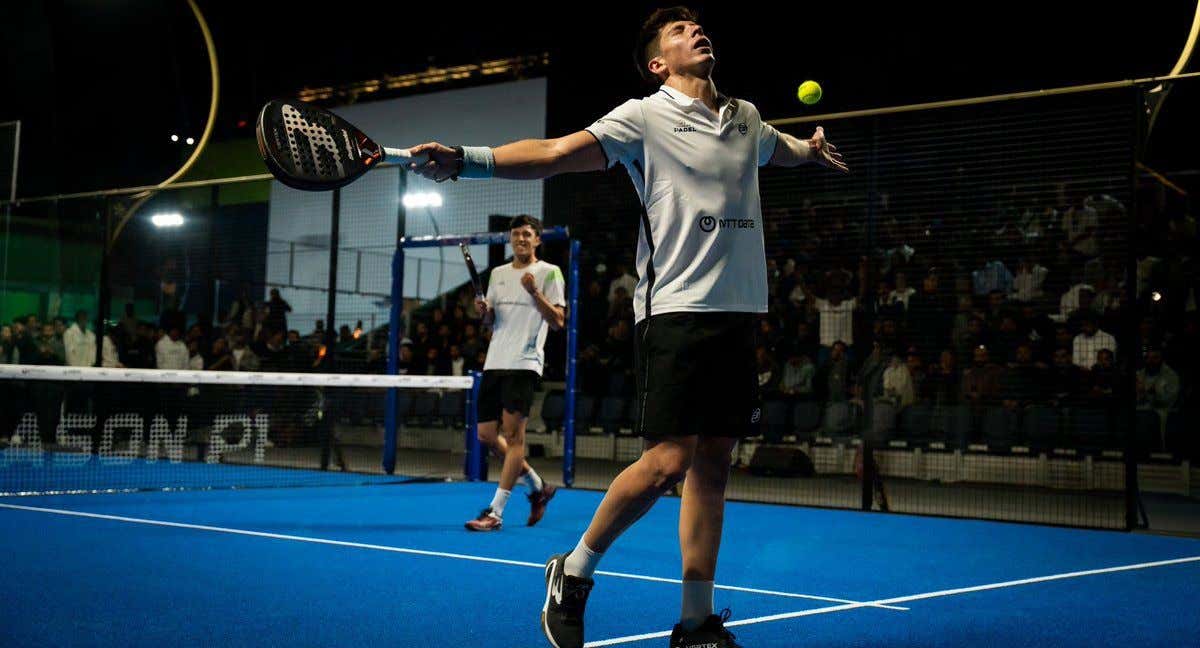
[464,520,502,532]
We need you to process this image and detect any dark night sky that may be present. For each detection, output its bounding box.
[1,1,1197,197]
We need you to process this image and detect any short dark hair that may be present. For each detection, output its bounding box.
[634,6,699,84]
[510,214,543,236]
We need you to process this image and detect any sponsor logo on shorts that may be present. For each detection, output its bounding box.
[751,407,761,424]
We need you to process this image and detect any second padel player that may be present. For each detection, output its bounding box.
[464,215,566,532]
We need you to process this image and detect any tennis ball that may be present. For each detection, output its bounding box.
[797,80,822,105]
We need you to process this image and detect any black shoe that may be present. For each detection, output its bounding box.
[669,609,742,648]
[540,553,593,648]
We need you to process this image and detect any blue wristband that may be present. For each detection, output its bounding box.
[459,146,495,179]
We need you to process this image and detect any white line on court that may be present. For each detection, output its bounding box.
[583,554,1200,646]
[0,502,903,611]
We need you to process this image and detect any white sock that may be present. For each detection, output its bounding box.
[680,580,714,631]
[522,467,544,492]
[489,488,511,518]
[563,538,603,579]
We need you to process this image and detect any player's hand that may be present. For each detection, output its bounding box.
[810,126,848,173]
[521,273,537,295]
[406,142,461,183]
[474,298,489,316]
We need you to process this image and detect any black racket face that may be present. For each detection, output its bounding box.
[256,100,383,191]
[460,243,483,296]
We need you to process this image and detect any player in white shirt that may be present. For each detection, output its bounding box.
[406,8,846,647]
[464,216,566,533]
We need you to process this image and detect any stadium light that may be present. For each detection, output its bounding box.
[402,191,443,208]
[151,212,185,228]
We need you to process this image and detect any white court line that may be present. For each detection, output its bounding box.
[591,570,904,610]
[584,554,1200,646]
[0,502,900,610]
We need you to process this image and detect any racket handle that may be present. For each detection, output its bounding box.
[383,147,431,166]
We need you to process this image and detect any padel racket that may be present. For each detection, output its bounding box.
[256,100,428,191]
[460,243,484,299]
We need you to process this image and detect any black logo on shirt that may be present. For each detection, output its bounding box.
[698,216,756,233]
[737,122,748,135]
[674,122,697,134]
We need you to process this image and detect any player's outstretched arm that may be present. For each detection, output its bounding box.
[770,126,849,173]
[407,131,606,183]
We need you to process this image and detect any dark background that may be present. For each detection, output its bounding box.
[1,1,1196,197]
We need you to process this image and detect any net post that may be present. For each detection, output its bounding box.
[383,244,405,475]
[95,197,112,368]
[465,370,484,481]
[1124,84,1147,530]
[563,239,581,487]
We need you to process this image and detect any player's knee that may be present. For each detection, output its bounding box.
[647,450,692,488]
[477,427,498,445]
[501,425,525,447]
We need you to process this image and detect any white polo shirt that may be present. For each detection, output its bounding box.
[483,260,566,375]
[586,85,780,324]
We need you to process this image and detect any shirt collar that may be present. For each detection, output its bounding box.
[657,85,736,113]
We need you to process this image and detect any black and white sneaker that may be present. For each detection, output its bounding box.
[540,553,593,648]
[669,609,742,648]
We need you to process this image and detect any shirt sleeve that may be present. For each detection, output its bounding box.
[758,119,781,167]
[485,272,497,305]
[544,266,566,307]
[585,99,645,169]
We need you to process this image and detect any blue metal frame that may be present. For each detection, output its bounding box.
[384,226,578,486]
[464,371,484,480]
[563,239,581,487]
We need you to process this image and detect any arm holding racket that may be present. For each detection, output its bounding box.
[475,297,494,327]
[407,131,606,183]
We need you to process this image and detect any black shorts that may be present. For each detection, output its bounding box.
[478,370,539,423]
[634,312,762,439]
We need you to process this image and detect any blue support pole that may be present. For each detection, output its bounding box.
[383,244,405,475]
[563,239,581,487]
[465,370,484,480]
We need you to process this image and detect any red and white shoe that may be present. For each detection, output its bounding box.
[464,508,503,532]
[527,483,558,527]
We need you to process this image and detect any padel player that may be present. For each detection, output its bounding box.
[408,7,847,646]
[464,215,566,532]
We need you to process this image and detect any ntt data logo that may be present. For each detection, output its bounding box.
[698,216,755,233]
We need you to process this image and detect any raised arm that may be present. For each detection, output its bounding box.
[408,131,606,183]
[769,126,848,173]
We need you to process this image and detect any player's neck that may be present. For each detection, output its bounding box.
[664,75,718,110]
[512,255,537,269]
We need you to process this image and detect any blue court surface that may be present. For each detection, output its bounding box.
[2,480,1198,647]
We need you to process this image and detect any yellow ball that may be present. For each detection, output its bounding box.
[797,80,822,105]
